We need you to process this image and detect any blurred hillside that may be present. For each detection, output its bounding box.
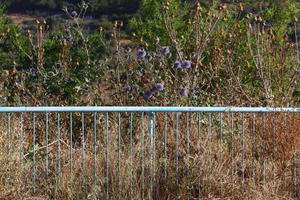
[2,0,140,16]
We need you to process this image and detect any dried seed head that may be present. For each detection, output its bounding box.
[113,21,118,28]
[155,37,160,44]
[239,3,244,11]
[195,2,201,11]
[294,16,298,22]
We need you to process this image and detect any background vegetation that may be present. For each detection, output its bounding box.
[1,1,300,199]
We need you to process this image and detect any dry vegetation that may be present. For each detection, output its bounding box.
[1,112,300,199]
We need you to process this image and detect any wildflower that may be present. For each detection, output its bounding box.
[154,83,164,92]
[65,27,73,41]
[126,85,133,91]
[179,87,189,97]
[136,70,144,77]
[71,11,78,18]
[160,46,171,57]
[144,89,153,99]
[174,60,182,68]
[181,60,192,69]
[137,47,147,59]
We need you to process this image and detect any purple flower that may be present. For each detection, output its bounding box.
[160,46,171,57]
[71,11,78,18]
[65,27,73,41]
[136,70,144,77]
[154,83,164,91]
[144,89,153,99]
[181,60,192,69]
[126,85,133,91]
[174,60,182,68]
[137,47,147,59]
[179,87,189,97]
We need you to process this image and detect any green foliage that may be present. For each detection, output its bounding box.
[130,0,187,46]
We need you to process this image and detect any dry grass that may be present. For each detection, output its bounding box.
[1,112,300,199]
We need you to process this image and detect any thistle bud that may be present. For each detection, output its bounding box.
[294,17,298,22]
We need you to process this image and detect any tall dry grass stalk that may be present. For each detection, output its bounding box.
[0,112,300,199]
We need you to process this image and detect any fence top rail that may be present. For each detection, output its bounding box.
[0,106,299,113]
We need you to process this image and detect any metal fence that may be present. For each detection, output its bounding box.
[0,106,300,199]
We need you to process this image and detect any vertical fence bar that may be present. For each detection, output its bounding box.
[117,112,121,200]
[220,112,223,197]
[129,112,133,200]
[45,113,49,184]
[141,112,145,199]
[272,113,276,194]
[93,112,97,195]
[69,112,74,200]
[81,112,86,195]
[164,112,168,180]
[105,112,109,200]
[186,112,190,199]
[69,113,73,173]
[19,113,24,163]
[57,113,61,178]
[252,113,256,180]
[32,113,36,194]
[198,112,202,199]
[6,113,11,184]
[153,112,156,199]
[231,112,234,177]
[208,112,212,194]
[149,112,155,199]
[242,113,245,185]
[262,113,266,186]
[175,112,179,199]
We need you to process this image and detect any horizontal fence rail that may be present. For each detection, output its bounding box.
[0,107,300,199]
[1,106,300,112]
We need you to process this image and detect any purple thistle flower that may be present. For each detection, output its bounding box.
[126,84,133,91]
[181,60,192,69]
[71,11,78,18]
[174,60,182,68]
[160,46,171,57]
[154,83,164,92]
[144,89,153,99]
[179,87,189,97]
[65,27,73,41]
[137,47,147,59]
